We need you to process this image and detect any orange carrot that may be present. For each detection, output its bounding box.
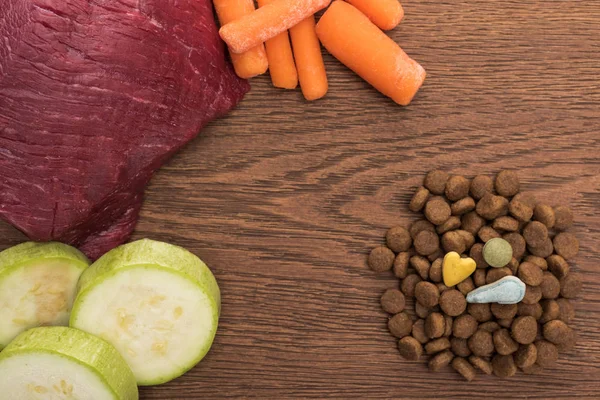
[345,0,404,31]
[316,1,426,106]
[213,0,268,79]
[257,0,298,89]
[289,16,328,101]
[219,0,331,54]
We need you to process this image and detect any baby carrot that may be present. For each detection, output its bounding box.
[345,0,404,31]
[316,1,426,106]
[290,16,328,101]
[213,0,268,79]
[219,0,331,54]
[257,0,298,89]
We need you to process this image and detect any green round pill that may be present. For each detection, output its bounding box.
[483,238,513,268]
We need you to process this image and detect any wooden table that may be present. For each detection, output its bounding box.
[2,0,599,398]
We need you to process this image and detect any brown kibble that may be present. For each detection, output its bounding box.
[469,243,488,269]
[493,329,519,355]
[522,285,542,305]
[457,277,475,296]
[469,356,493,375]
[529,237,554,258]
[446,175,471,201]
[512,192,538,208]
[453,314,479,339]
[495,170,520,197]
[553,232,579,260]
[415,301,433,319]
[478,226,501,243]
[492,216,520,232]
[393,252,411,279]
[451,197,476,216]
[557,328,578,353]
[441,231,466,254]
[415,282,440,308]
[492,354,517,378]
[410,256,431,280]
[397,336,423,361]
[515,343,537,368]
[468,329,494,357]
[380,289,406,314]
[452,357,477,382]
[560,274,582,298]
[535,340,558,367]
[461,211,486,235]
[444,315,453,337]
[486,267,512,284]
[388,312,413,338]
[533,204,555,229]
[427,248,444,262]
[491,303,518,320]
[436,216,461,234]
[525,255,548,271]
[523,221,549,248]
[517,302,543,320]
[498,318,514,329]
[412,319,429,344]
[400,274,422,297]
[470,175,494,200]
[414,230,439,256]
[553,206,574,231]
[477,193,509,220]
[425,313,445,339]
[508,200,533,223]
[543,320,571,345]
[425,196,451,225]
[429,258,443,283]
[547,255,570,279]
[386,226,412,253]
[409,186,430,212]
[436,283,449,293]
[540,272,561,299]
[557,298,575,323]
[473,269,487,287]
[439,289,467,317]
[468,303,492,322]
[518,262,543,286]
[479,321,501,333]
[429,350,454,372]
[456,230,475,249]
[503,232,526,260]
[368,246,395,272]
[424,170,449,195]
[409,219,436,240]
[511,316,538,344]
[507,257,519,275]
[452,338,471,357]
[425,337,451,355]
[521,363,543,375]
[540,300,561,324]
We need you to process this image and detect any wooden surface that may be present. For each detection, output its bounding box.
[1,0,600,398]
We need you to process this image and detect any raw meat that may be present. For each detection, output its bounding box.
[0,0,249,259]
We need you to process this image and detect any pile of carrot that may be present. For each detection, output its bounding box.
[214,0,426,105]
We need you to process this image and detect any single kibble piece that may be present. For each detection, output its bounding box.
[429,258,443,283]
[523,221,549,248]
[518,262,543,286]
[529,237,554,258]
[368,246,395,272]
[493,329,519,355]
[444,315,453,337]
[479,321,501,333]
[533,204,555,229]
[521,364,543,375]
[386,226,412,253]
[442,231,467,254]
[553,206,573,231]
[525,255,548,271]
[393,252,411,279]
[409,186,430,212]
[492,216,520,232]
[452,357,477,382]
[453,315,478,339]
[507,257,519,275]
[478,226,501,243]
[560,274,582,298]
[457,277,475,296]
[476,194,509,220]
[446,175,471,201]
[414,230,439,256]
[514,343,537,368]
[429,350,454,372]
[492,354,517,378]
[483,238,513,268]
[511,316,538,344]
[436,216,461,234]
[461,211,486,235]
[522,285,542,305]
[412,319,429,344]
[535,340,558,367]
[436,282,449,293]
[495,170,520,197]
[503,232,526,260]
[469,355,493,375]
[424,170,449,195]
[410,256,431,280]
[497,318,514,329]
[547,255,570,279]
[409,219,436,239]
[508,200,533,222]
[553,232,579,260]
[491,303,518,320]
[473,269,487,287]
[380,288,406,314]
[415,301,432,319]
[415,282,440,308]
[425,337,451,354]
[457,230,475,249]
[517,302,543,319]
[512,192,538,209]
[486,267,512,284]
[540,300,561,324]
[468,303,492,322]
[452,338,472,357]
[543,320,571,345]
[397,336,423,361]
[556,298,575,323]
[468,329,494,357]
[451,197,476,216]
[400,274,423,297]
[439,289,467,316]
[425,197,452,226]
[540,272,561,299]
[427,248,444,262]
[470,175,494,200]
[470,243,488,269]
[388,312,413,338]
[557,328,578,353]
[425,312,445,339]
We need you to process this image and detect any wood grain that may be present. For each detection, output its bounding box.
[1,0,600,398]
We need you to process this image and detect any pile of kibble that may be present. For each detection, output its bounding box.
[368,170,581,380]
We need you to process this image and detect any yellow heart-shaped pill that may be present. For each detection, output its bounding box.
[443,252,477,287]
